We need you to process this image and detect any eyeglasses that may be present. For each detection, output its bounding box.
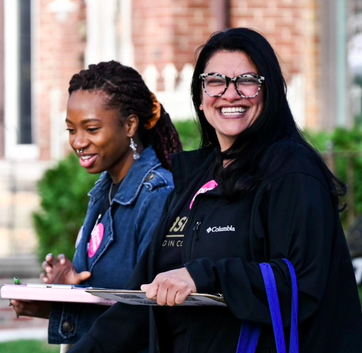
[199,73,265,99]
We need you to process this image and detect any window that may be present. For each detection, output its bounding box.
[18,0,32,144]
[4,0,37,159]
[348,0,362,124]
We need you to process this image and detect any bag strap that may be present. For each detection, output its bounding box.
[260,262,287,353]
[236,321,262,353]
[236,259,299,353]
[282,259,299,352]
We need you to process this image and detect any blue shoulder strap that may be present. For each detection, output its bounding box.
[236,259,299,353]
[282,259,299,352]
[259,262,287,353]
[236,321,262,353]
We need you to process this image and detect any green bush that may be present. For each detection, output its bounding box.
[174,119,201,151]
[33,153,99,261]
[304,127,362,229]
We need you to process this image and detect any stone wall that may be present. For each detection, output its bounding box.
[0,160,52,257]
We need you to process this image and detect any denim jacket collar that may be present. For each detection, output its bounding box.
[88,146,162,205]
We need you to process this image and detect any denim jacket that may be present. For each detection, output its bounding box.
[48,146,174,344]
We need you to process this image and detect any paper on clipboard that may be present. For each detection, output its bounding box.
[1,284,115,306]
[86,289,227,307]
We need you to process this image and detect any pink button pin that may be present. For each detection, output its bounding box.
[89,223,105,258]
[189,180,218,209]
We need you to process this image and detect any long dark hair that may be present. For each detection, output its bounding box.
[191,28,346,199]
[68,60,182,170]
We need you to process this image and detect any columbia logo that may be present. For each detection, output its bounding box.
[206,225,235,233]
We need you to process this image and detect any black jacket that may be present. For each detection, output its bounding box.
[69,143,362,353]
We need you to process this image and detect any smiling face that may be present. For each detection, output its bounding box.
[66,90,139,183]
[200,51,264,151]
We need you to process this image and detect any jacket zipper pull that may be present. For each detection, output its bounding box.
[193,221,201,240]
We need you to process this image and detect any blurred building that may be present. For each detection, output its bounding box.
[0,0,361,261]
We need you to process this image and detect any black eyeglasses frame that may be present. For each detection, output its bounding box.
[199,73,265,99]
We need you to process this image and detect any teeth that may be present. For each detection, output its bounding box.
[221,107,247,115]
[81,156,92,160]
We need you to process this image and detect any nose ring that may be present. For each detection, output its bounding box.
[77,149,84,154]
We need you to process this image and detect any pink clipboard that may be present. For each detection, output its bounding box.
[1,284,115,306]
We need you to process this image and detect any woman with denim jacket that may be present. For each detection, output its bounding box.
[11,60,182,351]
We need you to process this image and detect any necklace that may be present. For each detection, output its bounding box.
[90,182,119,234]
[108,183,115,204]
[108,182,122,204]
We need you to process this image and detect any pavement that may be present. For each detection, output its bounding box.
[0,327,47,343]
[0,277,48,343]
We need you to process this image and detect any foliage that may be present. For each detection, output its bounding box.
[33,153,99,261]
[0,340,59,353]
[304,126,362,230]
[174,119,201,151]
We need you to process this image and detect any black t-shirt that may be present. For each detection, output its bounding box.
[155,165,218,353]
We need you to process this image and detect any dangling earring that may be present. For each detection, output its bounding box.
[129,138,140,160]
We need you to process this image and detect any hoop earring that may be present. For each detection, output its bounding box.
[129,138,140,160]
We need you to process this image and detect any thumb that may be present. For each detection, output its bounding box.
[77,271,92,283]
[140,284,149,292]
[141,283,157,301]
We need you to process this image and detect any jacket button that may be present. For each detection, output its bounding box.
[145,173,155,181]
[62,321,75,333]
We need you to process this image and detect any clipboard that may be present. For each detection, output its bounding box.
[1,284,226,307]
[86,289,227,307]
[1,284,115,306]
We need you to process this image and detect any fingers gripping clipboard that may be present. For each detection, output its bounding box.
[85,289,226,307]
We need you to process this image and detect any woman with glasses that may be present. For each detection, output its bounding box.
[68,28,362,353]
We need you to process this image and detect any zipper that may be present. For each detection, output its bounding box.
[190,221,201,259]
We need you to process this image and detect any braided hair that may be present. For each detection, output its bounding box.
[68,60,182,170]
